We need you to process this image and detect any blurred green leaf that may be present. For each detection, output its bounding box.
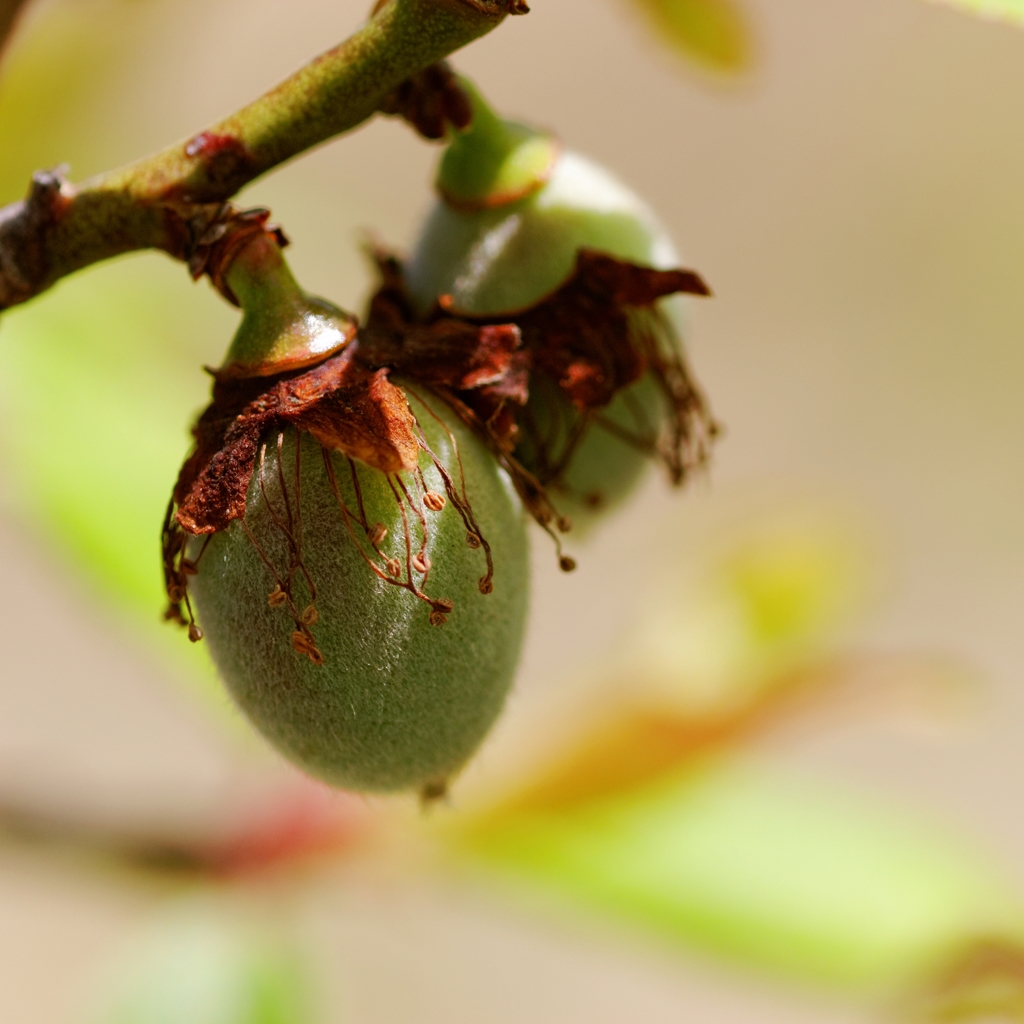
[457,761,1024,993]
[0,255,236,694]
[925,0,1024,27]
[628,0,752,74]
[89,905,317,1024]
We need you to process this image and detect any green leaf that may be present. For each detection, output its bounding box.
[90,905,317,1024]
[457,760,1024,992]
[0,255,236,698]
[925,0,1024,27]
[628,0,752,74]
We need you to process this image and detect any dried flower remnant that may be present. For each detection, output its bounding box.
[362,247,717,548]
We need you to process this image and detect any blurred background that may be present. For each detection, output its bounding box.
[4,0,1024,1020]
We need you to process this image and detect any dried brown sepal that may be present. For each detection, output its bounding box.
[498,248,711,411]
[361,251,526,398]
[181,205,289,307]
[174,349,419,536]
[380,60,473,141]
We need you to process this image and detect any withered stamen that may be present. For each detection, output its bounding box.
[388,475,421,592]
[257,437,318,603]
[275,432,295,538]
[321,445,451,619]
[346,455,370,531]
[395,473,431,583]
[405,389,495,594]
[239,517,302,622]
[291,629,324,665]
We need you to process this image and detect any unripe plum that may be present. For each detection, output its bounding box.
[406,146,690,525]
[188,388,529,793]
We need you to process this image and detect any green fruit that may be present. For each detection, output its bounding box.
[188,389,529,793]
[170,228,531,795]
[404,84,689,524]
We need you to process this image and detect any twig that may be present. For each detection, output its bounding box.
[0,0,29,62]
[0,0,525,311]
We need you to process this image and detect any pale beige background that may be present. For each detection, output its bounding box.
[3,0,1024,1020]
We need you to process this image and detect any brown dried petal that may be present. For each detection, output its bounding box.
[297,368,420,474]
[380,61,473,141]
[174,349,419,537]
[361,317,522,395]
[572,248,711,305]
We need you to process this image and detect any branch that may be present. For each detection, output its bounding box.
[0,0,526,311]
[0,0,29,60]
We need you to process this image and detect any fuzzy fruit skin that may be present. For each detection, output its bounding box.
[405,151,686,524]
[189,389,529,792]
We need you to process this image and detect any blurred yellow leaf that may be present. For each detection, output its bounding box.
[908,938,1024,1021]
[0,0,140,201]
[629,0,752,73]
[925,0,1024,28]
[621,518,869,713]
[470,652,973,817]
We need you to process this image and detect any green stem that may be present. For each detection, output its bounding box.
[219,232,356,378]
[437,76,558,209]
[0,0,523,311]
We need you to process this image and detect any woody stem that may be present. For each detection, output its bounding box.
[0,0,523,311]
[0,0,29,60]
